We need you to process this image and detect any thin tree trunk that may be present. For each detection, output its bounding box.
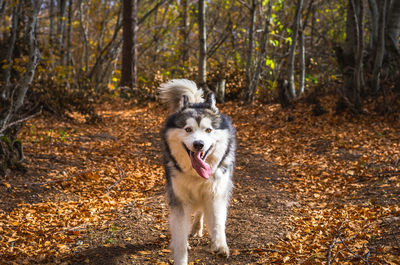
[367,0,379,49]
[351,0,364,102]
[132,0,137,89]
[49,0,55,45]
[372,0,387,93]
[2,1,21,101]
[287,0,303,99]
[14,0,42,111]
[338,0,362,113]
[66,0,73,67]
[298,19,305,95]
[0,0,5,22]
[244,0,257,101]
[385,0,400,56]
[180,0,189,67]
[198,0,207,88]
[121,0,133,88]
[58,0,67,66]
[247,0,273,102]
[78,0,89,72]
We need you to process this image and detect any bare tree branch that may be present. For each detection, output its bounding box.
[0,109,42,136]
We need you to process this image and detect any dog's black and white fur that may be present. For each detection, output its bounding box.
[159,79,236,265]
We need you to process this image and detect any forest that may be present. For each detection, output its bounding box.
[0,0,399,264]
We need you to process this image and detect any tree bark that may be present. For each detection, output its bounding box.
[0,0,5,22]
[2,1,21,101]
[120,0,138,89]
[367,0,379,49]
[244,0,257,101]
[66,0,73,67]
[78,0,89,72]
[49,0,55,45]
[385,0,400,56]
[198,0,207,89]
[372,0,387,93]
[287,0,303,99]
[352,0,365,98]
[14,0,42,111]
[247,0,273,102]
[338,0,362,113]
[58,0,67,66]
[180,0,189,67]
[298,17,305,95]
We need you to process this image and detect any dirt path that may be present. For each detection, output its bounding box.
[58,147,296,264]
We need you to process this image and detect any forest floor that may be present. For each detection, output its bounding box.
[0,95,399,264]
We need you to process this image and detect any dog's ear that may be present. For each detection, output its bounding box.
[179,95,189,110]
[206,93,219,113]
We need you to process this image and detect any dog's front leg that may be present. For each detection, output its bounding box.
[205,196,230,257]
[170,205,191,265]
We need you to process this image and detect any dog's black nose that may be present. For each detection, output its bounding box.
[193,140,204,151]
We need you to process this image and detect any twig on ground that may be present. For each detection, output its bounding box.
[107,162,126,193]
[327,221,345,265]
[337,233,370,265]
[327,219,371,265]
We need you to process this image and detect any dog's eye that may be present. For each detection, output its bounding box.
[185,127,192,133]
[205,128,212,133]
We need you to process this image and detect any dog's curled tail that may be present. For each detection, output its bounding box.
[158,79,204,113]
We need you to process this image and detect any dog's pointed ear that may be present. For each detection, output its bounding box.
[179,95,189,110]
[206,93,219,113]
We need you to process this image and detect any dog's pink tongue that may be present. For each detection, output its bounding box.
[190,152,211,179]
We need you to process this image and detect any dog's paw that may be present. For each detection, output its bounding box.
[211,243,230,258]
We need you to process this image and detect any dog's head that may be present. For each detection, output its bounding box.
[165,93,227,179]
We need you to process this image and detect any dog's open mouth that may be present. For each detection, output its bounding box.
[184,145,212,179]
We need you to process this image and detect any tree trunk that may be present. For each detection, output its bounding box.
[121,0,138,90]
[287,0,303,99]
[58,0,67,66]
[0,0,42,175]
[198,0,207,89]
[367,0,379,49]
[66,0,73,67]
[298,17,305,95]
[372,0,387,93]
[1,1,21,101]
[338,0,362,113]
[247,0,273,102]
[385,0,400,56]
[78,0,89,72]
[0,0,5,22]
[353,0,365,97]
[14,0,42,111]
[180,0,189,67]
[49,0,55,45]
[244,0,257,101]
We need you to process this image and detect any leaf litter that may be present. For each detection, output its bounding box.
[0,95,399,264]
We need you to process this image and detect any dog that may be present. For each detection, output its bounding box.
[159,79,236,265]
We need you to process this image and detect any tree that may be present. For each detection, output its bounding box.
[0,0,43,175]
[180,0,190,68]
[287,0,304,99]
[198,0,207,89]
[336,0,400,113]
[243,0,257,102]
[120,0,138,90]
[244,0,274,103]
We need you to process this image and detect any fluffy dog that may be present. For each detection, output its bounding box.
[159,79,236,265]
